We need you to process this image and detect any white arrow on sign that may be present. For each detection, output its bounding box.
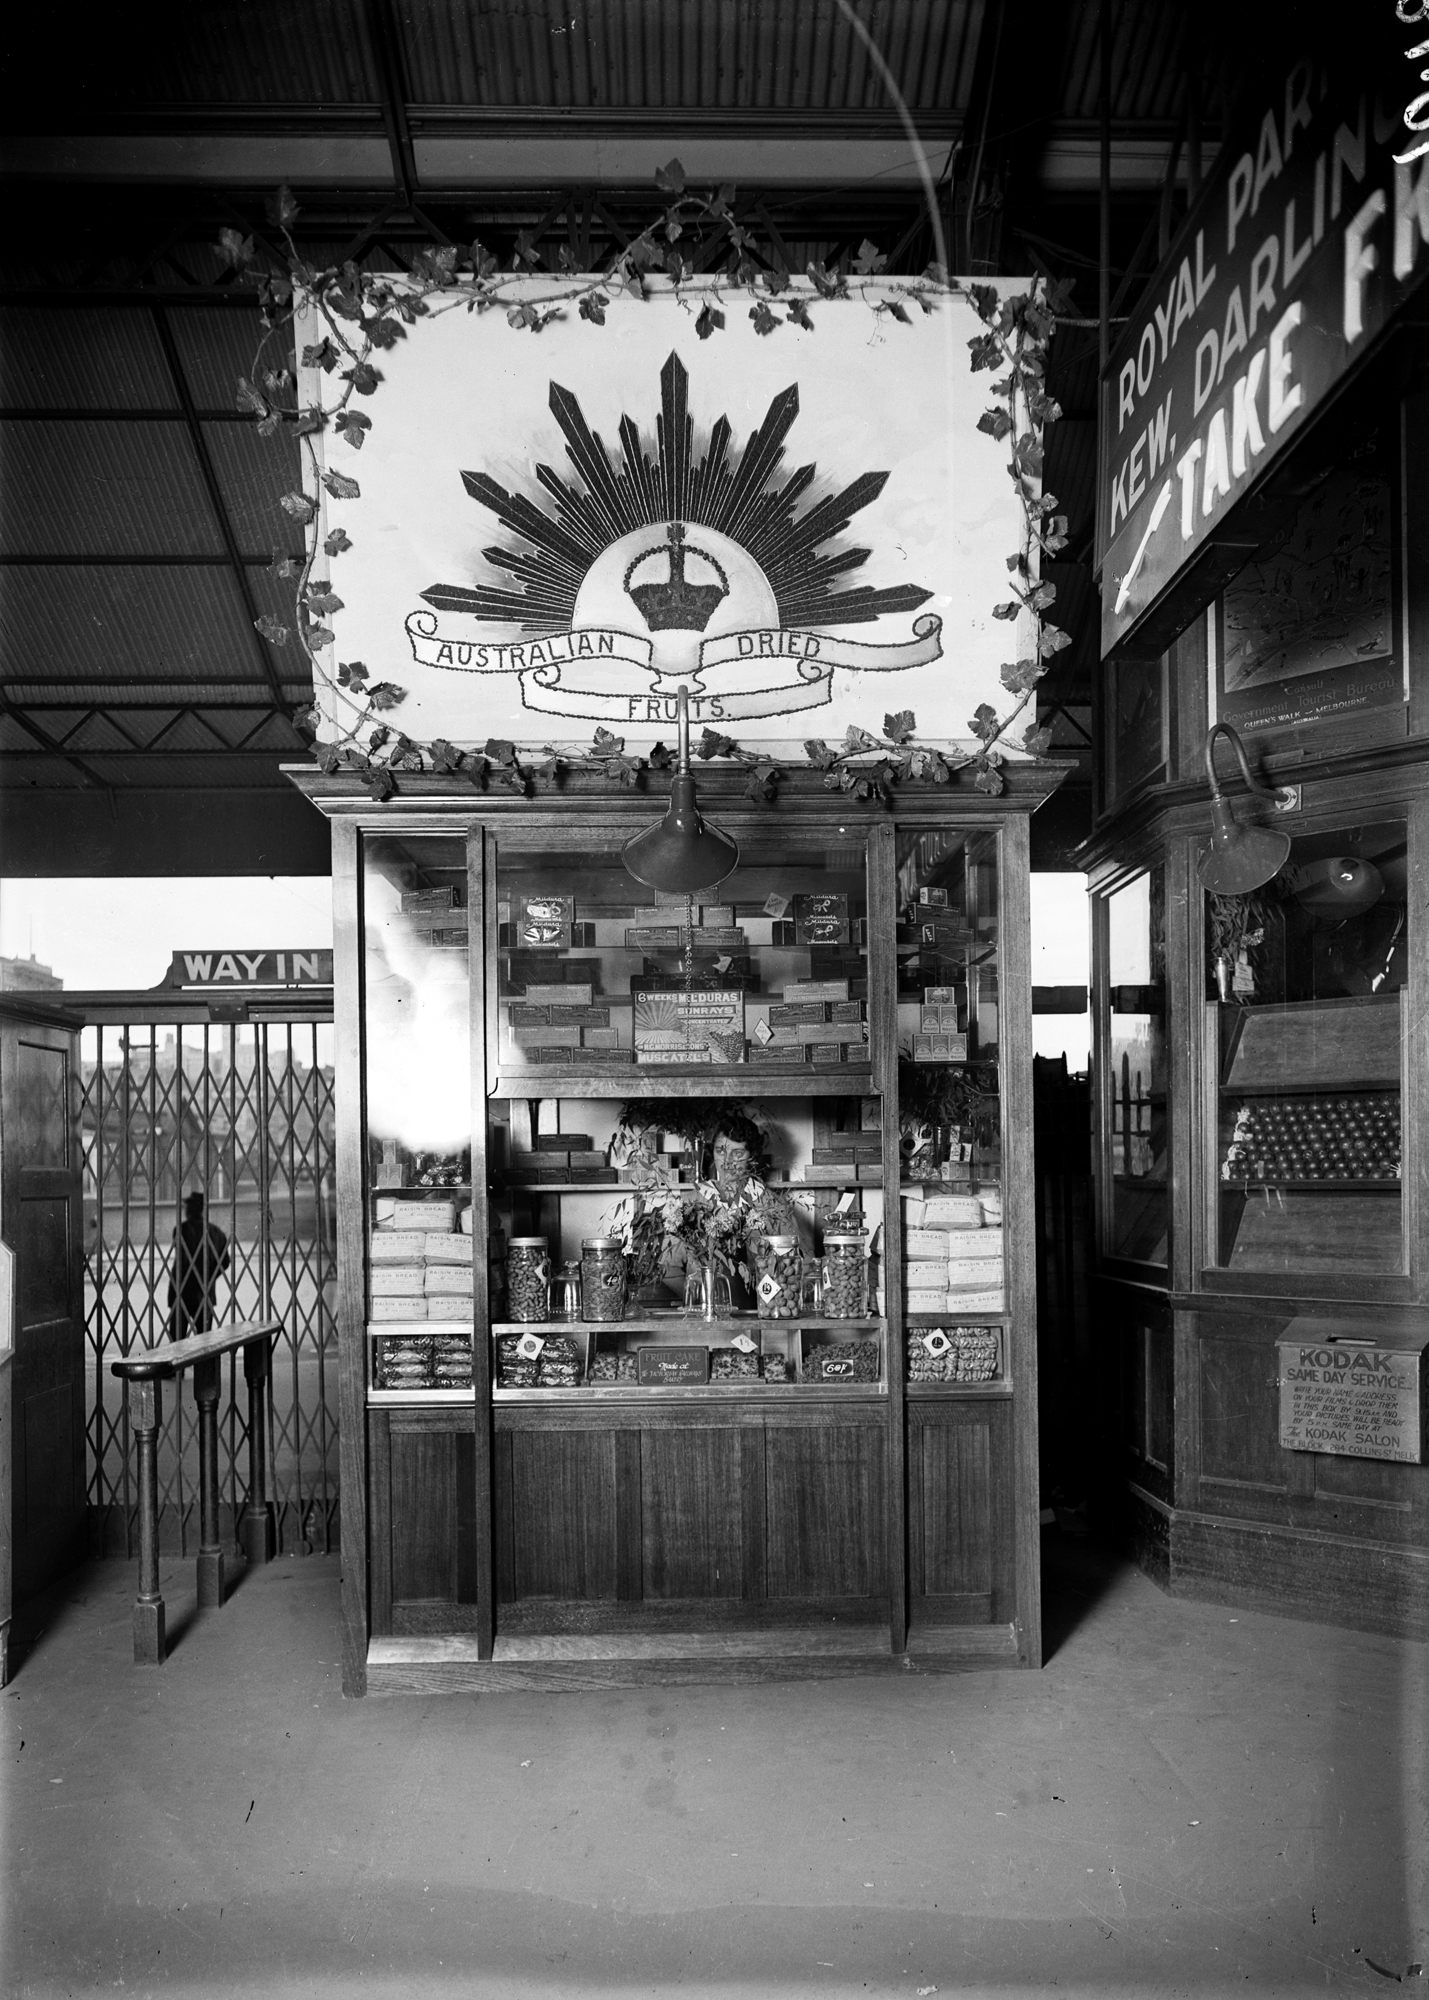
[1113,478,1174,616]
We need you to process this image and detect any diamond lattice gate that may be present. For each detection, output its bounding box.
[83,1020,338,1558]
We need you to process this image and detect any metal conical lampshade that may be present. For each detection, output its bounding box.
[622,687,739,893]
[1195,723,1293,895]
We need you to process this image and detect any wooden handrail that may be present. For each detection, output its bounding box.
[110,1319,281,1664]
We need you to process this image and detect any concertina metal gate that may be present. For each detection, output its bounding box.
[83,1019,338,1557]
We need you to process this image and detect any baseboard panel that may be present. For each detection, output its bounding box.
[1124,1487,1429,1642]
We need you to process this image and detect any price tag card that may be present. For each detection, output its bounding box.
[921,1330,952,1356]
[515,1332,545,1361]
[835,1191,857,1215]
[762,893,790,917]
[731,1332,758,1354]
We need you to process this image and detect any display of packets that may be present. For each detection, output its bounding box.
[906,1326,1000,1384]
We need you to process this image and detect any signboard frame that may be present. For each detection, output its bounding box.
[1096,33,1429,664]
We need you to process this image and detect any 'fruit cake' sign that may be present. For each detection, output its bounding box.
[1277,1319,1426,1463]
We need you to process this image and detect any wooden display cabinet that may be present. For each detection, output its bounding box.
[292,765,1060,1693]
[1087,618,1429,1640]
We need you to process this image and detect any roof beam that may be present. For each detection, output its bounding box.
[0,689,112,790]
[362,0,419,207]
[148,304,291,719]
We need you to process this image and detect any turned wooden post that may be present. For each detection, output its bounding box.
[193,1354,224,1609]
[129,1376,165,1664]
[241,1335,276,1566]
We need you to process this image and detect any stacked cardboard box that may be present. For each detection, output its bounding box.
[749,980,869,1067]
[894,1192,1005,1314]
[369,1197,475,1322]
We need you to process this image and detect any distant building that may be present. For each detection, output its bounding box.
[0,953,62,992]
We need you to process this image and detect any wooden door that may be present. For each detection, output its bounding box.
[0,1003,86,1600]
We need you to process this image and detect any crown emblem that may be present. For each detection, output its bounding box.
[625,523,729,633]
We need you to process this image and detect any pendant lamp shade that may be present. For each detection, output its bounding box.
[622,687,739,893]
[1290,856,1385,917]
[1195,722,1293,896]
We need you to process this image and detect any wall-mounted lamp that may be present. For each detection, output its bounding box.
[622,685,740,893]
[1195,722,1296,895]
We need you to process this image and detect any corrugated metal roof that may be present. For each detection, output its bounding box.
[0,307,176,408]
[0,565,280,682]
[397,0,985,110]
[167,308,293,412]
[0,420,225,556]
[106,0,379,105]
[1058,1,1192,125]
[202,421,304,557]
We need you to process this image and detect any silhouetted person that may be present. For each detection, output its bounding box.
[167,1191,229,1340]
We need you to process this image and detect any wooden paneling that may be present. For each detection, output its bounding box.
[764,1423,886,1600]
[920,1422,991,1600]
[508,1429,617,1601]
[330,820,369,1694]
[1313,1454,1416,1510]
[390,1429,458,1603]
[909,1403,1015,1623]
[998,810,1042,1666]
[0,1011,85,1604]
[1198,1333,1285,1490]
[640,1427,743,1599]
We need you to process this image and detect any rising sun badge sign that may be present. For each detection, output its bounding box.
[301,278,1036,752]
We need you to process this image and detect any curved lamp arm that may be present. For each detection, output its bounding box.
[1203,721,1295,807]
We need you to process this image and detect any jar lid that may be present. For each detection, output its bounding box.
[508,1236,548,1248]
[582,1236,623,1250]
[823,1233,867,1247]
[762,1235,798,1249]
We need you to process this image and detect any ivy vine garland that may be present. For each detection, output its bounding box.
[225,171,1072,804]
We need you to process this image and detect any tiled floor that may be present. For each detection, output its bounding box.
[3,1536,1425,1997]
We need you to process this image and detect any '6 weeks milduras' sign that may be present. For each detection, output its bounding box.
[302,279,1036,751]
[1278,1328,1426,1463]
[1098,45,1429,656]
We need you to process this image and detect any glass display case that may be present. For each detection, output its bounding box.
[297,764,1058,1692]
[361,834,477,1398]
[1207,818,1406,1277]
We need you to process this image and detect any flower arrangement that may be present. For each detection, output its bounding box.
[604,1100,801,1297]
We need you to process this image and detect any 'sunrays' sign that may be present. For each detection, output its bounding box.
[301,278,1035,750]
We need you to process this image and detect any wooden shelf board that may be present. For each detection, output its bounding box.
[368,1320,475,1335]
[493,1383,887,1406]
[905,1379,1012,1398]
[1220,1178,1400,1193]
[368,1388,473,1405]
[494,1314,883,1334]
[498,1177,881,1192]
[493,1068,874,1099]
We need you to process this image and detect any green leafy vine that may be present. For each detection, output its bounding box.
[225,172,1071,805]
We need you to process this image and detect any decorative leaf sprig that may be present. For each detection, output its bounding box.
[230,174,1071,797]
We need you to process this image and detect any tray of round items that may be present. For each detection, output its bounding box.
[708,1345,763,1384]
[798,1326,884,1387]
[588,1348,640,1385]
[905,1324,1004,1390]
[495,1330,589,1391]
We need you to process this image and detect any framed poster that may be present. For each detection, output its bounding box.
[1211,457,1401,742]
[301,277,1039,754]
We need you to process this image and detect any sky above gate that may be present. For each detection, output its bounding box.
[0,876,333,991]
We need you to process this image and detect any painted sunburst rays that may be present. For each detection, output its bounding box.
[420,351,932,635]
